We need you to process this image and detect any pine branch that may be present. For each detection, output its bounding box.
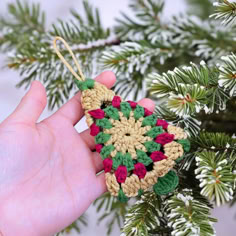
[210,0,236,25]
[101,41,174,99]
[185,0,215,20]
[50,1,110,44]
[101,42,173,74]
[191,132,236,151]
[122,192,169,236]
[93,192,128,235]
[1,1,236,235]
[115,0,164,40]
[167,189,217,236]
[169,14,236,60]
[195,151,236,206]
[0,0,45,51]
[154,106,201,137]
[0,0,117,109]
[147,56,236,118]
[103,16,236,100]
[218,53,236,97]
[55,214,87,235]
[1,0,236,108]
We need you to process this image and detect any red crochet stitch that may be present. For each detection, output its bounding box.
[133,163,147,179]
[103,158,113,173]
[88,109,105,119]
[144,108,153,116]
[155,133,174,145]
[150,151,167,162]
[127,100,137,108]
[112,96,121,108]
[95,144,103,153]
[115,165,127,183]
[90,123,100,136]
[156,119,169,129]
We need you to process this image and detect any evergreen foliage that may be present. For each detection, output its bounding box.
[55,214,87,235]
[1,0,236,235]
[93,192,128,235]
[122,192,169,236]
[210,0,236,25]
[167,189,217,236]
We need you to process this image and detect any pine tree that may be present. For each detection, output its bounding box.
[0,0,236,235]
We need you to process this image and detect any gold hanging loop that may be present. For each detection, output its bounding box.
[53,36,85,81]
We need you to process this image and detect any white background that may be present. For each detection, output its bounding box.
[0,0,235,235]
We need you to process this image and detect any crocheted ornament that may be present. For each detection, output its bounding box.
[53,37,191,203]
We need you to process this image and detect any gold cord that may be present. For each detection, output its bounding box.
[53,36,85,81]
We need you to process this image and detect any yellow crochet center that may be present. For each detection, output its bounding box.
[104,111,152,159]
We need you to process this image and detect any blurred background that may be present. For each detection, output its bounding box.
[0,0,235,235]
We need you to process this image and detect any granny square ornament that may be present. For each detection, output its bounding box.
[53,37,190,203]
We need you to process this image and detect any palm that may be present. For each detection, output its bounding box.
[0,71,155,236]
[0,120,99,235]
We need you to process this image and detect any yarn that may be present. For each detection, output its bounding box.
[167,125,187,139]
[90,123,100,136]
[112,152,124,169]
[138,189,144,196]
[153,170,179,195]
[164,141,184,161]
[112,96,121,108]
[142,114,157,126]
[95,144,103,153]
[95,132,111,144]
[144,108,153,116]
[133,105,145,120]
[122,175,140,197]
[88,109,105,119]
[133,163,147,179]
[155,133,174,145]
[136,149,153,166]
[96,118,113,129]
[75,78,95,91]
[156,119,169,129]
[144,141,161,153]
[105,173,120,196]
[146,126,163,139]
[104,106,120,120]
[103,158,113,173]
[120,102,132,118]
[53,36,190,201]
[127,100,137,108]
[122,153,135,172]
[112,152,134,171]
[177,139,191,152]
[150,151,167,162]
[115,166,128,183]
[118,189,129,203]
[100,145,115,160]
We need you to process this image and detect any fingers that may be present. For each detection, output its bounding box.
[47,71,116,126]
[93,172,107,198]
[137,98,156,112]
[6,81,47,125]
[93,152,104,173]
[80,97,156,150]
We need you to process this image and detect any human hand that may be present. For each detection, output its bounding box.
[0,71,155,236]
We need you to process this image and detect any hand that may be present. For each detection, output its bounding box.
[0,71,155,236]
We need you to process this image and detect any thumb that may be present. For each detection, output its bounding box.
[7,81,47,125]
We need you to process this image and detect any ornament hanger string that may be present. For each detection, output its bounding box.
[53,36,85,81]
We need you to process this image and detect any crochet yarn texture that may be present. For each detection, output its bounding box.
[80,79,190,202]
[52,36,190,202]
